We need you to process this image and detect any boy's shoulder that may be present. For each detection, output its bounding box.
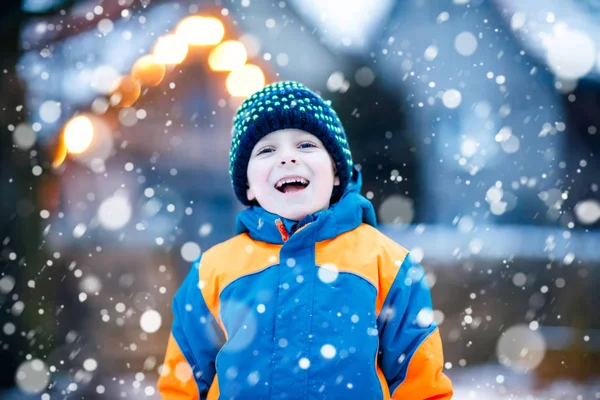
[203,232,255,254]
[347,223,411,255]
[198,232,280,276]
[321,224,412,271]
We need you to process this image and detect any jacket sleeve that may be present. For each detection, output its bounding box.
[158,258,225,399]
[377,251,453,399]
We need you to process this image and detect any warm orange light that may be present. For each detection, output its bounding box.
[208,40,247,71]
[64,115,94,154]
[52,135,67,168]
[176,16,225,46]
[110,76,141,107]
[153,34,189,65]
[226,64,265,97]
[131,55,166,86]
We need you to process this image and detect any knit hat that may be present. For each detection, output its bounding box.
[229,81,353,206]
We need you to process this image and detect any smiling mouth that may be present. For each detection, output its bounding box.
[274,177,310,193]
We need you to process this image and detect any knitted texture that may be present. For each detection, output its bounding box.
[229,81,353,206]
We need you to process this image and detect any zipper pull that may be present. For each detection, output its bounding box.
[274,218,289,242]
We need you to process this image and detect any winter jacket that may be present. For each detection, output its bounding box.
[157,168,453,399]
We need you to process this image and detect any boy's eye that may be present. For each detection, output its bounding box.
[299,142,316,149]
[256,147,274,155]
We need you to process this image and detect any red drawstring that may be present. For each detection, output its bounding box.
[275,219,289,242]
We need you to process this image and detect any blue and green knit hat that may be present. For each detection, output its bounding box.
[229,81,353,206]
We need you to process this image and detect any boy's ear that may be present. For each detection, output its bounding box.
[332,161,339,186]
[246,186,256,201]
[332,163,340,186]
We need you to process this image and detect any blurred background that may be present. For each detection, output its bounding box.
[1,0,600,398]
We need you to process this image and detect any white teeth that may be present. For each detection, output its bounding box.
[275,177,309,188]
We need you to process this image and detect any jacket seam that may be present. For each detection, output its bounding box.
[305,240,317,400]
[316,267,379,296]
[268,261,285,399]
[374,343,385,400]
[378,251,410,311]
[171,304,203,400]
[218,263,280,300]
[215,264,279,397]
[214,264,280,375]
[389,325,439,397]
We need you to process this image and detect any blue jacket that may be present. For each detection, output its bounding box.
[158,168,453,399]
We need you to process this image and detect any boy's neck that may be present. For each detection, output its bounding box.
[274,213,315,242]
[291,214,315,232]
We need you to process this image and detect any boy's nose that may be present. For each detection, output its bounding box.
[279,156,297,165]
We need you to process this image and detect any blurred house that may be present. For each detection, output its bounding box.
[1,0,600,398]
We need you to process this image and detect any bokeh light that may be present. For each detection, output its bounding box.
[12,123,36,150]
[545,28,595,80]
[15,359,50,394]
[90,65,120,94]
[378,194,415,224]
[98,193,132,230]
[574,199,600,225]
[131,55,166,87]
[153,34,189,65]
[0,275,15,294]
[442,89,462,109]
[496,324,546,373]
[180,242,201,262]
[174,362,193,382]
[110,75,141,107]
[63,115,94,154]
[225,64,265,97]
[454,31,478,56]
[140,309,162,333]
[83,358,98,372]
[52,134,67,168]
[317,263,339,284]
[176,16,225,46]
[320,344,337,359]
[69,115,113,172]
[39,100,61,123]
[208,40,247,71]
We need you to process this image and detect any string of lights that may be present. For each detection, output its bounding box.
[53,14,266,168]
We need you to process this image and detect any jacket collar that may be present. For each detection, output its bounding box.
[235,166,377,244]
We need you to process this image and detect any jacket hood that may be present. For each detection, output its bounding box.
[235,166,377,244]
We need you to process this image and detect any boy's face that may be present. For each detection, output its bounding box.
[246,129,340,221]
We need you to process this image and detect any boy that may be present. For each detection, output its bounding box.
[157,81,453,399]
